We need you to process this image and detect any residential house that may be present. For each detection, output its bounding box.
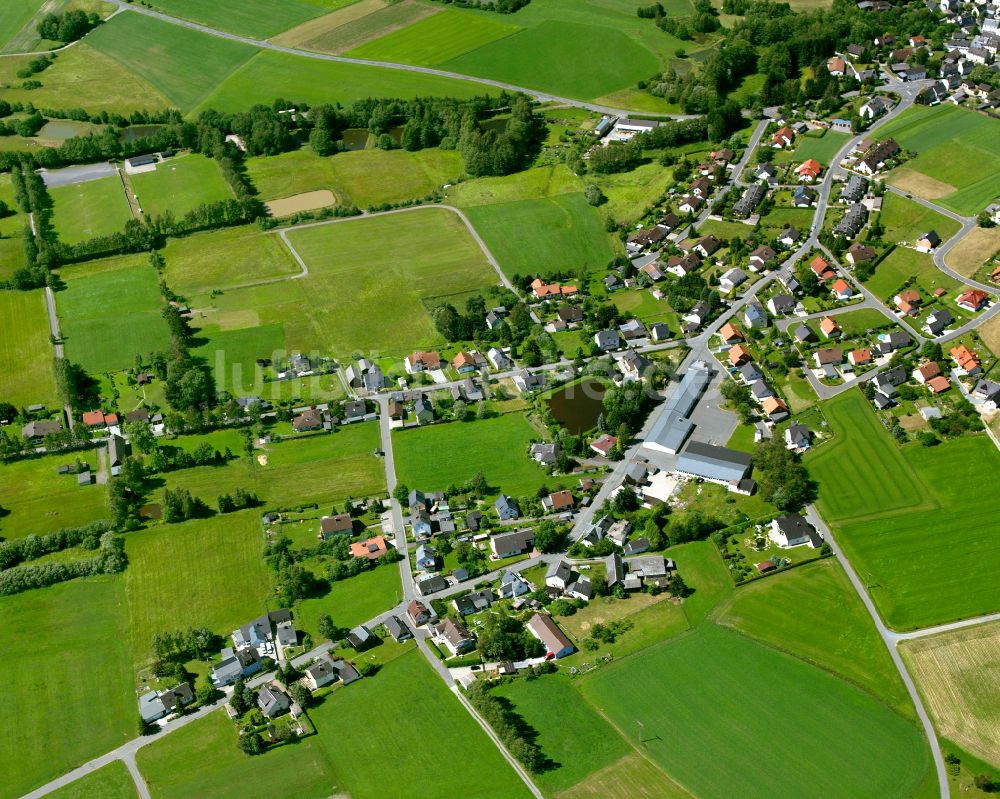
[840,174,868,203]
[814,347,844,367]
[211,647,261,685]
[834,205,867,237]
[678,194,703,214]
[690,177,711,199]
[719,267,748,293]
[733,183,766,218]
[487,347,511,370]
[767,294,795,316]
[498,570,532,600]
[258,685,291,718]
[557,305,584,325]
[860,96,894,119]
[849,348,873,366]
[139,682,194,723]
[590,434,617,457]
[785,423,811,450]
[413,395,434,425]
[973,379,1000,404]
[793,186,817,206]
[957,289,990,312]
[434,617,475,656]
[684,301,711,327]
[405,351,442,374]
[794,324,817,343]
[739,361,764,384]
[619,349,652,381]
[292,409,324,432]
[416,573,448,596]
[304,655,338,690]
[526,613,575,659]
[453,589,495,617]
[916,231,941,252]
[719,322,744,345]
[796,159,823,182]
[530,442,561,466]
[846,242,876,265]
[924,308,954,335]
[619,318,647,342]
[407,600,432,627]
[665,254,701,277]
[755,162,778,184]
[810,256,836,282]
[728,344,753,367]
[827,55,846,75]
[594,329,620,351]
[320,513,353,539]
[489,528,534,558]
[856,138,900,174]
[927,375,951,394]
[512,369,546,394]
[348,535,387,561]
[494,494,521,521]
[347,625,376,651]
[749,245,776,271]
[769,515,822,548]
[410,508,432,539]
[565,576,593,601]
[452,351,478,373]
[831,279,854,301]
[545,560,573,590]
[744,302,768,330]
[894,289,922,315]
[950,344,981,375]
[650,322,671,342]
[778,226,800,248]
[694,235,722,259]
[913,361,942,384]
[771,126,795,148]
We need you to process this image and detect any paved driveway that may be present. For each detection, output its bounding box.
[39,162,117,188]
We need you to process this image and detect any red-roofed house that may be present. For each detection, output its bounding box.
[957,289,990,312]
[913,361,941,384]
[849,348,872,366]
[406,351,442,374]
[927,376,951,394]
[452,351,477,373]
[82,410,106,428]
[771,126,794,148]
[719,322,744,345]
[590,434,618,456]
[819,317,840,338]
[728,344,753,367]
[950,344,981,375]
[761,396,789,419]
[810,256,835,282]
[831,279,853,301]
[827,56,846,75]
[796,159,823,182]
[350,535,388,560]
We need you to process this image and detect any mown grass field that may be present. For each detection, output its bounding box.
[193,49,485,114]
[879,192,961,244]
[86,12,257,112]
[137,648,531,799]
[394,412,550,498]
[877,104,1000,215]
[0,44,172,113]
[296,560,401,638]
[0,577,134,799]
[864,246,961,301]
[0,0,43,51]
[0,290,58,408]
[578,624,928,799]
[286,0,438,54]
[718,558,913,717]
[162,224,300,296]
[902,621,1000,768]
[447,163,582,207]
[465,193,618,278]
[50,175,132,245]
[785,130,849,165]
[349,8,519,64]
[47,761,137,799]
[162,423,385,510]
[194,208,496,360]
[0,450,109,540]
[809,391,1000,629]
[125,511,272,662]
[58,258,172,373]
[145,0,326,38]
[130,153,233,220]
[0,173,26,280]
[246,146,463,208]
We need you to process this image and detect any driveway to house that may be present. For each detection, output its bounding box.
[38,161,117,188]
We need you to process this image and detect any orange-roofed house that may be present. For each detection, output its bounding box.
[452,351,477,373]
[893,289,922,316]
[927,376,951,394]
[531,278,577,299]
[827,56,846,75]
[771,126,794,148]
[728,344,753,367]
[849,348,872,366]
[104,413,119,426]
[590,434,618,456]
[950,345,981,375]
[913,361,942,384]
[819,317,840,338]
[761,396,789,419]
[957,289,990,312]
[82,410,106,427]
[796,159,823,182]
[719,322,744,345]
[989,265,1000,285]
[831,279,853,301]
[350,536,388,560]
[406,351,442,374]
[810,256,835,281]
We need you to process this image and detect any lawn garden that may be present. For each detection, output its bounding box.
[295,561,402,639]
[876,104,1000,215]
[878,192,961,244]
[393,412,550,498]
[57,257,172,373]
[809,390,1000,629]
[50,175,133,245]
[0,289,59,408]
[862,246,963,307]
[136,649,532,799]
[130,153,233,220]
[0,577,134,799]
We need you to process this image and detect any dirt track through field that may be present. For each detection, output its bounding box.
[266,189,336,217]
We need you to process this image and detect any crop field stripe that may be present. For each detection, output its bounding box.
[146,0,326,39]
[0,289,59,408]
[0,0,44,51]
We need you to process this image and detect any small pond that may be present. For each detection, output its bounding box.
[121,124,165,142]
[547,377,607,434]
[341,128,370,151]
[38,120,98,140]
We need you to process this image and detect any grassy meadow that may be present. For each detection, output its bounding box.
[809,390,1000,629]
[465,193,618,278]
[878,192,961,244]
[191,208,497,360]
[393,412,550,498]
[295,560,402,638]
[162,224,300,296]
[46,761,138,799]
[246,146,463,208]
[124,511,272,663]
[0,289,59,408]
[136,649,532,799]
[0,168,27,281]
[863,246,962,301]
[0,0,44,51]
[0,449,109,539]
[145,0,325,38]
[578,624,928,799]
[57,258,172,373]
[877,104,1000,215]
[0,577,134,799]
[130,153,233,220]
[50,175,132,245]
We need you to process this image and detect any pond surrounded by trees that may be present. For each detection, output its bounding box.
[547,378,607,434]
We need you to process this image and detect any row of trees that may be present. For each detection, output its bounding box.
[0,520,113,571]
[464,680,549,773]
[0,532,126,596]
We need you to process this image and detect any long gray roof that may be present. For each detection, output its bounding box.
[675,441,752,482]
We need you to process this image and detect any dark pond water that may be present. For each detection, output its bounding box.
[547,377,607,434]
[121,124,164,142]
[341,128,370,150]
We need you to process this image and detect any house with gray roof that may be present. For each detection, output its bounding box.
[385,616,412,642]
[675,441,752,484]
[490,527,534,558]
[494,494,520,521]
[258,684,291,718]
[594,329,621,351]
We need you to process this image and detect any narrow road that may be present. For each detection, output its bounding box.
[105,0,692,118]
[122,753,151,799]
[43,286,75,432]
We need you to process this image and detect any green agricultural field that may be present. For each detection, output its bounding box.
[285,0,440,55]
[146,0,325,38]
[783,130,849,165]
[47,761,138,799]
[246,146,463,208]
[130,154,233,220]
[57,258,172,373]
[194,325,286,394]
[125,511,272,662]
[876,104,1000,215]
[493,675,632,794]
[138,649,531,799]
[162,224,300,296]
[0,578,134,799]
[879,192,961,243]
[86,12,257,111]
[0,450,109,540]
[864,247,961,300]
[718,558,913,716]
[810,391,1000,629]
[296,560,401,637]
[579,624,928,799]
[0,0,43,51]
[50,175,133,245]
[443,20,660,101]
[0,173,26,280]
[447,163,582,207]
[193,208,497,360]
[465,193,618,278]
[394,412,550,498]
[348,9,519,64]
[162,423,384,510]
[0,290,58,408]
[0,44,172,113]
[193,50,485,114]
[561,752,692,799]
